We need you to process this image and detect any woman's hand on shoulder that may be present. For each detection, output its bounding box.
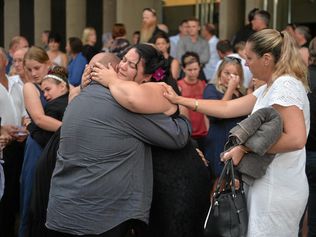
[91,62,118,88]
[160,82,180,104]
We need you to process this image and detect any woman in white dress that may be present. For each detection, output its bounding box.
[162,29,310,237]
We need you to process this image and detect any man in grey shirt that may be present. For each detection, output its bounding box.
[176,18,210,65]
[46,56,191,235]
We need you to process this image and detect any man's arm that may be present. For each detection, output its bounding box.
[126,113,191,150]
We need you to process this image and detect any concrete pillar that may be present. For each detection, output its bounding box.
[34,0,51,47]
[4,0,19,49]
[219,0,244,40]
[103,0,116,34]
[66,0,86,40]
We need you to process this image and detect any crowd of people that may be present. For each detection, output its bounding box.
[0,6,315,237]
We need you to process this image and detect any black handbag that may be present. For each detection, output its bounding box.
[204,159,248,237]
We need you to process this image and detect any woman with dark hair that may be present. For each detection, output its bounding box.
[66,37,87,86]
[47,32,67,68]
[91,44,211,237]
[154,33,180,80]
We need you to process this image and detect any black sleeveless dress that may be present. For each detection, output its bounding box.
[149,140,212,237]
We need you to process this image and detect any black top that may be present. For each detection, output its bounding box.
[82,44,99,63]
[231,24,255,47]
[307,64,316,151]
[27,93,68,148]
[148,140,212,237]
[27,129,61,237]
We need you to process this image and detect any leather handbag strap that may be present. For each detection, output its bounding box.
[213,160,240,197]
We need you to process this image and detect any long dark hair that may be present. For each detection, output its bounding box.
[120,44,181,94]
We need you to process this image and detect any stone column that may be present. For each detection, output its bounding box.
[103,0,116,34]
[4,0,19,49]
[219,0,244,40]
[66,0,86,40]
[34,0,51,47]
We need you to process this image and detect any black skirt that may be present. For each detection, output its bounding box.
[149,140,212,237]
[27,129,61,237]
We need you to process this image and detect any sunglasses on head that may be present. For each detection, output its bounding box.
[224,56,242,64]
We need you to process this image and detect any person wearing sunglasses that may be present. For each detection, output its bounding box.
[203,56,247,178]
[215,39,253,88]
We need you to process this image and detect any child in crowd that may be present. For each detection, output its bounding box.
[178,52,208,151]
[203,56,247,177]
[27,66,69,148]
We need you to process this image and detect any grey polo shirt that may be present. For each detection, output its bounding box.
[176,36,210,65]
[46,83,191,235]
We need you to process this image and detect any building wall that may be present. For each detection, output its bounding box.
[219,0,244,40]
[292,0,316,23]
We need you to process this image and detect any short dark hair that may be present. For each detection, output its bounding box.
[187,17,200,25]
[296,25,312,42]
[68,37,83,54]
[180,19,188,26]
[153,33,170,44]
[48,32,62,43]
[181,51,200,67]
[248,8,259,22]
[204,23,217,35]
[254,10,270,26]
[216,40,233,54]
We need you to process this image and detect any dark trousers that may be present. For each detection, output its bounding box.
[47,219,148,237]
[306,151,316,237]
[0,141,25,237]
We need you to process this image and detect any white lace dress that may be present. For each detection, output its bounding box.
[247,75,310,237]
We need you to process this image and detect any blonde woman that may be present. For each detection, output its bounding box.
[203,56,247,177]
[19,46,61,237]
[163,29,309,236]
[82,27,99,62]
